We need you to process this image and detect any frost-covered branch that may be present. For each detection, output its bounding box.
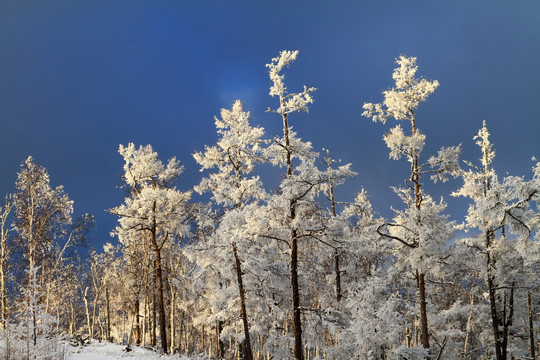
[376,223,418,248]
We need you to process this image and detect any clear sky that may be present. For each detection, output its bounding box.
[1,1,539,250]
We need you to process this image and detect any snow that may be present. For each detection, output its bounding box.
[69,341,206,360]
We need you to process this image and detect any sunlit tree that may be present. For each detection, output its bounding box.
[363,56,461,356]
[109,144,192,354]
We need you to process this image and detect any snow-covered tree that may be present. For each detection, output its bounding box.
[13,157,73,296]
[11,156,85,350]
[192,99,266,359]
[2,266,67,360]
[93,242,134,345]
[109,144,192,354]
[250,50,355,360]
[452,121,540,359]
[327,189,407,359]
[363,56,461,356]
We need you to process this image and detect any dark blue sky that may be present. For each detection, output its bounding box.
[1,1,539,250]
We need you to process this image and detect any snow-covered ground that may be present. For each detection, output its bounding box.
[69,341,207,360]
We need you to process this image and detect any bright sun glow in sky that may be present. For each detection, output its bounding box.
[1,1,539,249]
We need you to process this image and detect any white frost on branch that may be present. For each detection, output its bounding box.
[266,50,316,115]
[363,56,439,124]
[383,124,426,161]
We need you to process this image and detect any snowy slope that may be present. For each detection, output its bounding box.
[69,341,207,360]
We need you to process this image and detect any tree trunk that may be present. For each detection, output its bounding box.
[334,249,342,303]
[528,292,535,360]
[411,121,430,356]
[152,285,157,347]
[201,325,205,356]
[69,298,75,337]
[0,197,10,327]
[418,272,430,350]
[152,242,168,354]
[282,110,304,360]
[216,320,224,358]
[135,295,141,346]
[106,286,111,341]
[291,235,303,360]
[0,243,6,326]
[170,290,175,354]
[324,155,342,304]
[501,283,514,360]
[488,274,502,360]
[148,199,169,354]
[486,231,503,360]
[91,284,100,342]
[232,243,253,360]
[83,286,92,340]
[463,293,475,356]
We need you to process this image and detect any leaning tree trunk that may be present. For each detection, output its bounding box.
[232,243,253,360]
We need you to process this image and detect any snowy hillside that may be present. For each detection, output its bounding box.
[69,341,207,360]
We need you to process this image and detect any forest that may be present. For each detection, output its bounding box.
[0,51,539,360]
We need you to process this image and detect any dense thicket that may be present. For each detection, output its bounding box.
[1,51,539,360]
